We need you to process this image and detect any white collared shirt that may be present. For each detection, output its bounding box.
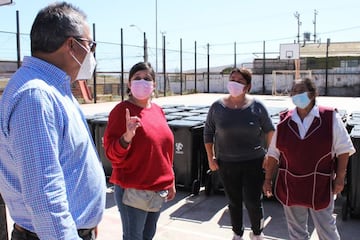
[268,105,356,160]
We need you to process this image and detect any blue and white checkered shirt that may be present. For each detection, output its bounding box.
[0,56,106,240]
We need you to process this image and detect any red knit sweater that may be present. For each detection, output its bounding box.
[103,101,174,191]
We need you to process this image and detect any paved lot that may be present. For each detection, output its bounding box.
[95,186,359,240]
[5,93,360,239]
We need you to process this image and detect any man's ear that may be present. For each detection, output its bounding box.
[66,37,74,50]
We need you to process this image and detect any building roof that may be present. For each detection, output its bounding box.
[300,41,360,58]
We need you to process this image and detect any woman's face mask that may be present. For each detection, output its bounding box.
[130,79,154,100]
[291,92,311,109]
[227,81,245,97]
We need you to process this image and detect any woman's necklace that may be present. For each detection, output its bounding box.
[230,96,246,109]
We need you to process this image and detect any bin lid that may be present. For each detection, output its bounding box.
[93,112,109,117]
[163,108,184,114]
[346,118,360,127]
[350,126,360,138]
[271,116,280,126]
[167,111,200,117]
[165,115,183,121]
[176,105,206,111]
[351,111,360,118]
[161,104,185,109]
[86,114,108,123]
[167,119,204,128]
[267,107,288,117]
[189,107,209,114]
[182,115,207,122]
[91,117,108,124]
[336,108,347,117]
[85,114,99,121]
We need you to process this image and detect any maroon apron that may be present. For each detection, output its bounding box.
[275,107,334,210]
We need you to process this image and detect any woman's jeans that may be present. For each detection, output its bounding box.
[218,157,265,236]
[114,185,161,240]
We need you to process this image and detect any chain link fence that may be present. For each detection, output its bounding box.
[1,28,360,102]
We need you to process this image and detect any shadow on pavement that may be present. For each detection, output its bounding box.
[169,193,228,222]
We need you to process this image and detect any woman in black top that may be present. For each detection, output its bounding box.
[204,67,274,240]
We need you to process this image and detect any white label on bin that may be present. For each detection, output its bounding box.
[175,142,184,154]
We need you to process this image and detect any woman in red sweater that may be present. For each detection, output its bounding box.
[103,62,175,240]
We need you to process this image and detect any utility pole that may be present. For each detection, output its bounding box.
[207,43,210,93]
[294,11,301,43]
[262,41,266,94]
[129,24,148,62]
[234,42,237,68]
[16,10,21,69]
[325,38,330,96]
[155,0,158,73]
[313,9,318,43]
[143,32,148,62]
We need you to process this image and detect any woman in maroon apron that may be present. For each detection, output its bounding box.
[263,78,355,240]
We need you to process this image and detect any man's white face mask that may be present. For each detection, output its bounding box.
[71,38,97,80]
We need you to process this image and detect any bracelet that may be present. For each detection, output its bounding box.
[119,135,131,148]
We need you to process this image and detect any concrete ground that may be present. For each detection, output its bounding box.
[5,93,360,239]
[95,186,359,240]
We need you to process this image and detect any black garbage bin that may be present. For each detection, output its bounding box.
[267,106,288,117]
[182,114,207,123]
[162,107,184,115]
[92,117,112,177]
[85,114,103,142]
[165,114,183,122]
[176,105,205,112]
[167,119,207,195]
[204,170,225,196]
[189,107,210,114]
[345,113,360,134]
[342,125,360,220]
[167,111,200,118]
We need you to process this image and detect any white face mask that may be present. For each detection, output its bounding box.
[71,42,97,80]
[227,81,245,97]
[130,79,154,100]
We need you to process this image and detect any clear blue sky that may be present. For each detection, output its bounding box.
[1,0,360,72]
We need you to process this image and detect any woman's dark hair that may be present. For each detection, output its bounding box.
[127,62,156,95]
[129,62,155,81]
[229,67,252,84]
[291,78,318,106]
[30,2,87,54]
[291,77,317,95]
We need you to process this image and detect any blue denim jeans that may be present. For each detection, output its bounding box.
[114,185,161,240]
[283,200,340,240]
